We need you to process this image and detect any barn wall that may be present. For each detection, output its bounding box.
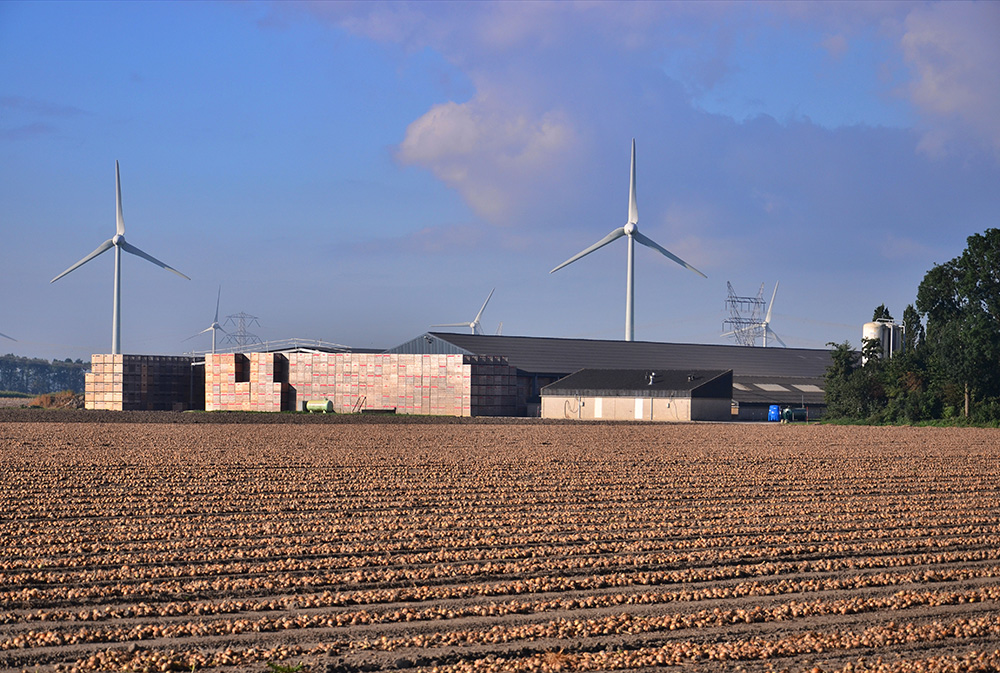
[690,398,734,421]
[541,395,719,422]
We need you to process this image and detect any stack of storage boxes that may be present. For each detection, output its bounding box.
[287,353,472,415]
[204,353,287,412]
[86,351,516,416]
[466,355,517,417]
[85,354,196,411]
[249,353,288,411]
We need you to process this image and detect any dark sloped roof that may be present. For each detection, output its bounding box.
[542,369,731,398]
[389,332,833,379]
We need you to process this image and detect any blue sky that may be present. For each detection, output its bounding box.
[2,1,999,361]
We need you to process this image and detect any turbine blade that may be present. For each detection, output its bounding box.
[765,281,779,324]
[431,323,470,328]
[633,231,707,278]
[51,238,115,283]
[115,160,125,236]
[214,285,222,322]
[768,327,788,348]
[628,139,638,224]
[722,324,758,337]
[550,227,626,273]
[119,241,191,280]
[474,288,495,323]
[0,331,15,341]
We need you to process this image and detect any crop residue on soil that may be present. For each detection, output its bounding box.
[1,419,999,672]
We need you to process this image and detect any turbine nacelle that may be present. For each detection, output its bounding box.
[623,222,636,236]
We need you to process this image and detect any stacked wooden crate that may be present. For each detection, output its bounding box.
[200,352,515,417]
[389,354,468,416]
[284,353,471,416]
[204,354,246,411]
[204,353,288,411]
[249,353,287,412]
[85,354,124,410]
[85,354,195,411]
[466,355,517,416]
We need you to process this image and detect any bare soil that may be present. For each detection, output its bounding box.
[1,411,999,673]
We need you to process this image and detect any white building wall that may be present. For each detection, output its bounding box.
[541,395,713,421]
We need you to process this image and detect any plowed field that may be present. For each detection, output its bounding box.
[2,413,999,673]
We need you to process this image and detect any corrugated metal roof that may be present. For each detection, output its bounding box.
[541,369,731,398]
[391,332,833,379]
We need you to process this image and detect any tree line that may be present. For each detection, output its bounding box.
[0,354,89,395]
[825,228,1000,423]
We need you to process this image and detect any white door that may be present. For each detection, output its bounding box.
[634,398,644,419]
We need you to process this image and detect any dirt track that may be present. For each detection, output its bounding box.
[1,412,999,673]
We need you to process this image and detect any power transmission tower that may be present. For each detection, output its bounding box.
[222,312,263,352]
[722,282,766,347]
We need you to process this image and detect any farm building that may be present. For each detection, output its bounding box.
[388,333,831,420]
[541,369,733,421]
[82,333,832,418]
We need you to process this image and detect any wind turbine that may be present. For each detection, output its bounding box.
[759,282,786,347]
[550,139,706,342]
[432,288,495,335]
[184,286,227,354]
[722,282,786,347]
[51,161,190,355]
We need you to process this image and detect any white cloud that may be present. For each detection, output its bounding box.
[901,2,1000,154]
[396,91,579,223]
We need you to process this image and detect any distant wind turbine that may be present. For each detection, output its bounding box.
[184,286,227,354]
[51,161,190,355]
[722,281,787,347]
[550,139,706,341]
[432,288,495,335]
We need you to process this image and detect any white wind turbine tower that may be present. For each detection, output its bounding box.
[550,139,706,342]
[432,288,495,335]
[51,161,190,354]
[184,286,227,354]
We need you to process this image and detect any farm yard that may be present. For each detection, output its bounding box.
[1,413,999,673]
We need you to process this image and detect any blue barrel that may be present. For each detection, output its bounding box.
[767,404,780,422]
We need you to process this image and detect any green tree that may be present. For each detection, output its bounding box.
[824,341,887,419]
[916,228,1000,419]
[872,304,893,322]
[901,304,923,353]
